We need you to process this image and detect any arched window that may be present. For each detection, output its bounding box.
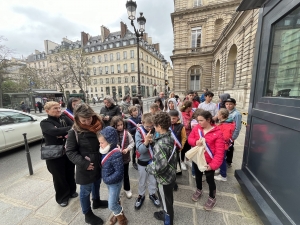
[227,45,237,87]
[189,66,201,91]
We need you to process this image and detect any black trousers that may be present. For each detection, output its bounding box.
[132,145,136,164]
[193,162,216,198]
[226,141,234,164]
[123,163,130,191]
[158,182,175,225]
[46,155,76,204]
[181,142,191,162]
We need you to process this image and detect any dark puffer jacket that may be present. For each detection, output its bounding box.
[65,129,101,185]
[100,104,122,127]
[101,148,124,185]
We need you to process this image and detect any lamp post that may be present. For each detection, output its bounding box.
[126,0,146,100]
[162,59,168,97]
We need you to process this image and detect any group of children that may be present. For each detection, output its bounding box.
[96,93,242,225]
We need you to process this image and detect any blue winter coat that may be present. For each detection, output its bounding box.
[101,148,124,185]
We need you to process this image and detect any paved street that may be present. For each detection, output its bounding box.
[0,111,263,225]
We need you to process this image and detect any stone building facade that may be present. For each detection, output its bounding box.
[171,0,259,110]
[26,22,168,101]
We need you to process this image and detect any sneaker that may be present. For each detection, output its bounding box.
[192,189,202,202]
[215,168,220,174]
[135,195,145,210]
[149,194,161,207]
[186,161,192,168]
[214,174,227,182]
[154,210,165,221]
[181,162,187,170]
[192,175,196,179]
[204,197,217,211]
[125,190,132,199]
[227,163,232,168]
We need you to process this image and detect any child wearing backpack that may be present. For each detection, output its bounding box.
[224,98,242,167]
[110,116,135,199]
[168,110,187,190]
[180,100,193,170]
[135,113,160,210]
[214,109,235,182]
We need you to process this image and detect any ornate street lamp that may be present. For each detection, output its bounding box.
[126,0,146,100]
[162,59,168,96]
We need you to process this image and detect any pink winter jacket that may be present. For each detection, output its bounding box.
[188,124,225,170]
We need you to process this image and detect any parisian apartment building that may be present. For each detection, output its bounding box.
[26,22,169,100]
[171,0,261,110]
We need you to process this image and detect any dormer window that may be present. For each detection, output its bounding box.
[116,42,120,47]
[123,41,127,46]
[85,48,89,52]
[105,38,108,41]
[97,46,101,51]
[130,39,134,45]
[117,35,121,38]
[103,45,107,49]
[91,47,95,52]
[87,42,90,45]
[109,43,113,48]
[94,40,97,44]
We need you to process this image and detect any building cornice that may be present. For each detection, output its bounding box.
[171,1,242,26]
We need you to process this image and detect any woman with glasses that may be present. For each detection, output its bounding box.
[40,101,77,207]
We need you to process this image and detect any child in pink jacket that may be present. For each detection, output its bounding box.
[188,110,224,211]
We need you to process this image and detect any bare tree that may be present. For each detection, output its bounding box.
[47,48,89,101]
[0,36,14,107]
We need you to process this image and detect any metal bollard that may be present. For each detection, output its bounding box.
[23,133,33,175]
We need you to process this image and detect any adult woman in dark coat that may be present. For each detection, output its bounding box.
[40,101,77,207]
[66,103,108,225]
[100,96,122,127]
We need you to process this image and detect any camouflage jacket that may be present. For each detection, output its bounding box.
[146,131,176,185]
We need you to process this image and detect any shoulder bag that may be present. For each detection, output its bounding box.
[41,137,66,160]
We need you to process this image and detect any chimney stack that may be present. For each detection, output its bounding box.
[120,21,128,38]
[81,32,89,46]
[101,26,110,42]
[153,43,160,52]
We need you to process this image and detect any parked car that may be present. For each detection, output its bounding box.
[98,97,104,103]
[0,109,46,153]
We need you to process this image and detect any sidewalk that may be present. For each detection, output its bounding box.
[0,124,263,225]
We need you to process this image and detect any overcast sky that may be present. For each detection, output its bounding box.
[0,0,174,62]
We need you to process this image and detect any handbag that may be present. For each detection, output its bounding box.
[41,137,65,160]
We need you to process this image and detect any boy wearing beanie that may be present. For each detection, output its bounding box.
[98,127,127,225]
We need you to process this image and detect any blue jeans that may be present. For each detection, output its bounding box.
[80,178,101,214]
[107,181,123,215]
[192,163,195,176]
[220,151,227,178]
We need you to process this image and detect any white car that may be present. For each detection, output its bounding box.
[0,109,46,153]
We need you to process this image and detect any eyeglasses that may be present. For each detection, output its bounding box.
[144,125,154,129]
